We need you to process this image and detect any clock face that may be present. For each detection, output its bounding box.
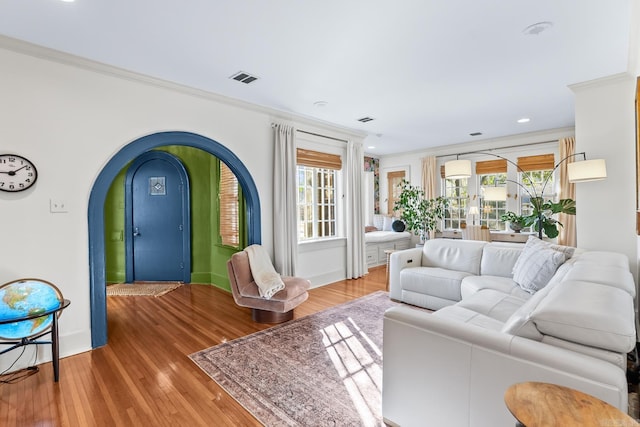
[0,154,38,192]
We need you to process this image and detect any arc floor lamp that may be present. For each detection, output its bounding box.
[444,151,607,239]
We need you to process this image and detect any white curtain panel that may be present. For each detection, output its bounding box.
[558,137,577,247]
[422,156,438,239]
[346,140,367,278]
[422,156,437,200]
[273,124,298,276]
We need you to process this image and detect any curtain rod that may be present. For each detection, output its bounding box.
[435,139,558,159]
[271,123,348,143]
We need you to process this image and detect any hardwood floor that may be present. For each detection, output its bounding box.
[0,267,387,426]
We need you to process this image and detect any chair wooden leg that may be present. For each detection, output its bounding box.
[251,309,293,324]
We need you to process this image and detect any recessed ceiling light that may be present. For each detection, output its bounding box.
[522,21,553,36]
[313,101,328,107]
[367,146,376,149]
[59,0,75,3]
[517,117,531,124]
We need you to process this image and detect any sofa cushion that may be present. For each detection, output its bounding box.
[421,239,486,275]
[400,267,471,302]
[432,305,504,331]
[500,280,557,341]
[480,243,523,278]
[530,280,636,353]
[512,237,567,294]
[461,275,531,300]
[456,289,527,323]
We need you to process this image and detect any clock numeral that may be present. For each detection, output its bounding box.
[9,184,14,190]
[18,183,24,188]
[8,157,15,163]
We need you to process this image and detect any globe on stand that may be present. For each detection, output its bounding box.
[0,279,64,340]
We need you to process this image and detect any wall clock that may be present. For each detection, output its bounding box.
[0,154,38,192]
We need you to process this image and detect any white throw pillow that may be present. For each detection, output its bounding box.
[372,214,385,230]
[513,236,568,294]
[383,216,395,231]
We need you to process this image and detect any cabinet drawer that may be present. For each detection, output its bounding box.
[394,240,410,251]
[366,247,378,265]
[377,243,396,260]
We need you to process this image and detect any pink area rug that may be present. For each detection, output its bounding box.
[190,291,398,426]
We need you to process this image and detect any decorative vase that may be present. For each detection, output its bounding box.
[509,223,523,233]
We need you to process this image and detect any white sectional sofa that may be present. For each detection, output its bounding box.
[383,238,637,427]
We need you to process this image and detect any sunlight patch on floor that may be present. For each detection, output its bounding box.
[321,318,381,427]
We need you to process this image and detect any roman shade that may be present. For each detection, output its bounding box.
[296,148,342,170]
[517,154,554,172]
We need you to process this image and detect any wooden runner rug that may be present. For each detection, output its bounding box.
[189,291,400,426]
[106,282,182,297]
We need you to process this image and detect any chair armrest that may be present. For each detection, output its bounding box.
[388,248,423,300]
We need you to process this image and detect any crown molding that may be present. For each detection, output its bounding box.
[568,72,636,92]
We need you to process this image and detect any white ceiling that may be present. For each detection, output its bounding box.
[0,1,632,155]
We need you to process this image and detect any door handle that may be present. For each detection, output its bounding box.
[133,227,141,237]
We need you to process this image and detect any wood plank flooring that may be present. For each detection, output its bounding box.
[0,267,386,426]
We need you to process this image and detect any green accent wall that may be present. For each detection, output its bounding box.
[104,145,246,291]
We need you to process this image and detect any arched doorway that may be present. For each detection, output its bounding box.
[88,131,261,348]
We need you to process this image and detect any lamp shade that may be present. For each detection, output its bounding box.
[444,159,472,179]
[467,206,479,216]
[567,159,607,183]
[483,186,507,201]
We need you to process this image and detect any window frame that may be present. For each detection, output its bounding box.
[478,173,507,230]
[297,165,339,241]
[442,177,469,230]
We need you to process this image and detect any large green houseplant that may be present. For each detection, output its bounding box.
[502,197,576,239]
[393,179,449,241]
[526,197,576,239]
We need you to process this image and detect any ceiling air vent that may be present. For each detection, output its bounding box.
[358,117,375,123]
[469,132,483,137]
[230,71,259,84]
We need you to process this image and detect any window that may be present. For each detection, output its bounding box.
[517,154,555,217]
[476,159,507,230]
[478,174,507,230]
[296,149,341,241]
[219,161,244,248]
[387,171,405,214]
[520,170,554,216]
[443,177,468,229]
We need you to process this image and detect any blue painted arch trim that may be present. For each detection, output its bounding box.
[88,131,262,348]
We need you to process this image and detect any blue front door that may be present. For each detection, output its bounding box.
[125,151,191,282]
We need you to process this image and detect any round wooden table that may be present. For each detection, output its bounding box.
[504,382,639,427]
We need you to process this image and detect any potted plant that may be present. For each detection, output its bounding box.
[525,197,576,239]
[501,198,576,239]
[393,179,449,242]
[500,211,527,233]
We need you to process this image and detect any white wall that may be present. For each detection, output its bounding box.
[0,39,362,368]
[571,74,637,277]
